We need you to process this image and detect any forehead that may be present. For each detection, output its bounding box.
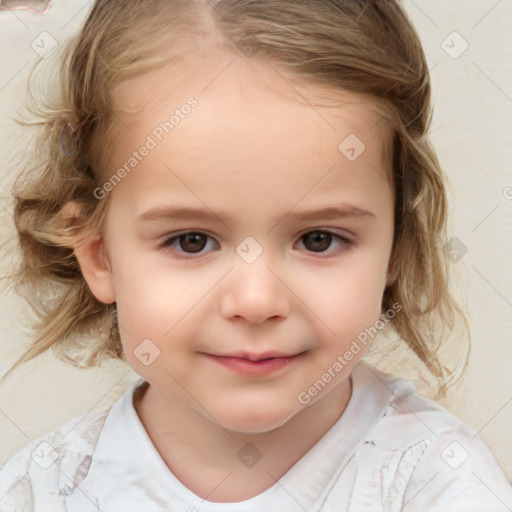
[111,53,391,149]
[105,55,393,217]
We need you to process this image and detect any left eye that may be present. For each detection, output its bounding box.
[297,231,352,255]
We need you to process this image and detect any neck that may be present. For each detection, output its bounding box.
[134,378,352,503]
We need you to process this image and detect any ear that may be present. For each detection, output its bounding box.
[64,201,116,304]
[385,246,399,287]
[73,233,116,304]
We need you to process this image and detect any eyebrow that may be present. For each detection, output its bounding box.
[272,205,375,225]
[137,204,376,227]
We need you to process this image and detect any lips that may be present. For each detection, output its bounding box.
[202,351,306,376]
[216,351,298,361]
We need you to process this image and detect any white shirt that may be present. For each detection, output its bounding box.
[1,361,511,512]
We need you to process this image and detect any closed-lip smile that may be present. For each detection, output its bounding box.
[202,350,306,376]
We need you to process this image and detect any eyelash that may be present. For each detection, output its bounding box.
[159,230,354,260]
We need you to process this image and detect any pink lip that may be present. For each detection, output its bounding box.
[203,351,305,376]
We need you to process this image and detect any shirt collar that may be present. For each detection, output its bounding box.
[77,361,397,511]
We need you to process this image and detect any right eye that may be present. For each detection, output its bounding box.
[160,231,219,258]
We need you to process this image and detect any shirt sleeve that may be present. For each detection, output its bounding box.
[0,440,37,512]
[402,426,512,511]
[0,408,108,512]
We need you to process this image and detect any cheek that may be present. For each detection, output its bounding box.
[107,247,171,336]
[109,249,222,345]
[294,257,387,330]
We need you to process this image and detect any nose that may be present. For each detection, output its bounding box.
[220,254,291,324]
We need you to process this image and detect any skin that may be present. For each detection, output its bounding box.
[73,52,395,502]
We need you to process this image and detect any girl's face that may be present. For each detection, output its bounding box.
[81,55,395,433]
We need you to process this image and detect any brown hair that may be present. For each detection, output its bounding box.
[1,0,470,396]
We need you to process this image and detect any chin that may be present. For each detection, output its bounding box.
[215,403,300,434]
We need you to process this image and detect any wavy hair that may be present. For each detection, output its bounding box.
[1,0,470,396]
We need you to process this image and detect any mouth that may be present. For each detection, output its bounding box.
[201,351,307,377]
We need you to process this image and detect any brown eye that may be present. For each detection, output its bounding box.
[297,230,353,257]
[178,233,207,253]
[162,232,216,257]
[301,231,332,252]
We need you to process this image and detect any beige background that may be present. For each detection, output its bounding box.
[0,0,511,481]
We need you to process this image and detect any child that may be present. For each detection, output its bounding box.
[1,0,511,510]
